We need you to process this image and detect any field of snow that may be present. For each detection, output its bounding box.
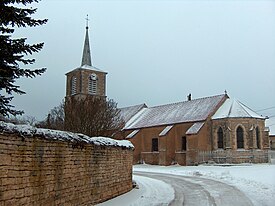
[134,164,275,206]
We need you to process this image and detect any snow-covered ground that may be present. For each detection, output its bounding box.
[134,164,275,206]
[98,164,275,206]
[97,175,174,206]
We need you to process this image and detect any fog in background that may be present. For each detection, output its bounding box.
[11,0,275,121]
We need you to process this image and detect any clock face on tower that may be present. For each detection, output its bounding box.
[90,73,97,80]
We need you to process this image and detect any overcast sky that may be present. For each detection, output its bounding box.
[11,0,275,121]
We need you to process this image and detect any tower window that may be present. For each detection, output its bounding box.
[256,127,260,149]
[217,127,224,149]
[152,138,158,152]
[71,76,77,95]
[89,73,97,95]
[236,126,244,149]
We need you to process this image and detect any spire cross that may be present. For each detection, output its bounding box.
[85,14,89,29]
[81,14,92,66]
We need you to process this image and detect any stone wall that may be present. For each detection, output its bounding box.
[140,152,159,165]
[0,123,133,206]
[270,135,275,150]
[211,118,269,150]
[198,150,268,164]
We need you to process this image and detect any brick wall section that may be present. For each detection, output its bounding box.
[0,133,133,206]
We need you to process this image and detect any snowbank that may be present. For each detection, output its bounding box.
[134,164,275,206]
[0,121,134,149]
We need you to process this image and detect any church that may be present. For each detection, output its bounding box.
[65,22,270,166]
[119,95,270,165]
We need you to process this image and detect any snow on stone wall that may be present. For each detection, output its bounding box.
[0,121,133,205]
[0,121,134,149]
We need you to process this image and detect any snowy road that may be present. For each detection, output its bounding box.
[99,164,275,206]
[135,172,253,206]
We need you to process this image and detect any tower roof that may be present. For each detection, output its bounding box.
[81,15,92,66]
[212,98,265,119]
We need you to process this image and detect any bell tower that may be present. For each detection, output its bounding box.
[65,15,107,100]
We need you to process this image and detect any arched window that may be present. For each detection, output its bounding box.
[236,126,244,149]
[217,127,224,149]
[89,73,97,95]
[71,76,77,95]
[256,127,260,149]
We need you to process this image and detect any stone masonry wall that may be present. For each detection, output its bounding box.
[0,132,133,205]
[66,68,106,98]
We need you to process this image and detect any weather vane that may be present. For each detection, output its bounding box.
[85,14,89,29]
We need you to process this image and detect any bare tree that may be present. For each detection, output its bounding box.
[0,114,37,125]
[21,115,37,126]
[64,96,124,137]
[36,101,65,130]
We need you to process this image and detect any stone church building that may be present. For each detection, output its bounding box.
[65,23,270,166]
[119,95,270,165]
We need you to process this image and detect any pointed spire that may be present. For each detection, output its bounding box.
[81,15,92,66]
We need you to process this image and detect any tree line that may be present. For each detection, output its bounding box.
[1,96,124,137]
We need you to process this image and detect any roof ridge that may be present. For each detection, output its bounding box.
[237,100,262,118]
[149,94,225,109]
[120,103,147,110]
[228,98,234,117]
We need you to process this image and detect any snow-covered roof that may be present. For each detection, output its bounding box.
[124,94,226,130]
[119,103,148,123]
[126,129,140,139]
[186,122,205,135]
[66,65,107,75]
[80,64,107,73]
[0,121,134,149]
[212,98,265,120]
[159,125,174,136]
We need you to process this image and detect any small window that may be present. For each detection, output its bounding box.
[152,138,158,152]
[237,126,244,149]
[217,127,224,149]
[256,127,260,149]
[182,136,187,151]
[88,73,97,95]
[71,76,77,95]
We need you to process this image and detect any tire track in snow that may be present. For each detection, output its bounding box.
[135,172,253,206]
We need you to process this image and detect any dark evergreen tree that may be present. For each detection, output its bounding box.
[0,0,47,117]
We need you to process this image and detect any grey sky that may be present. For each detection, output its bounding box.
[11,0,275,121]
